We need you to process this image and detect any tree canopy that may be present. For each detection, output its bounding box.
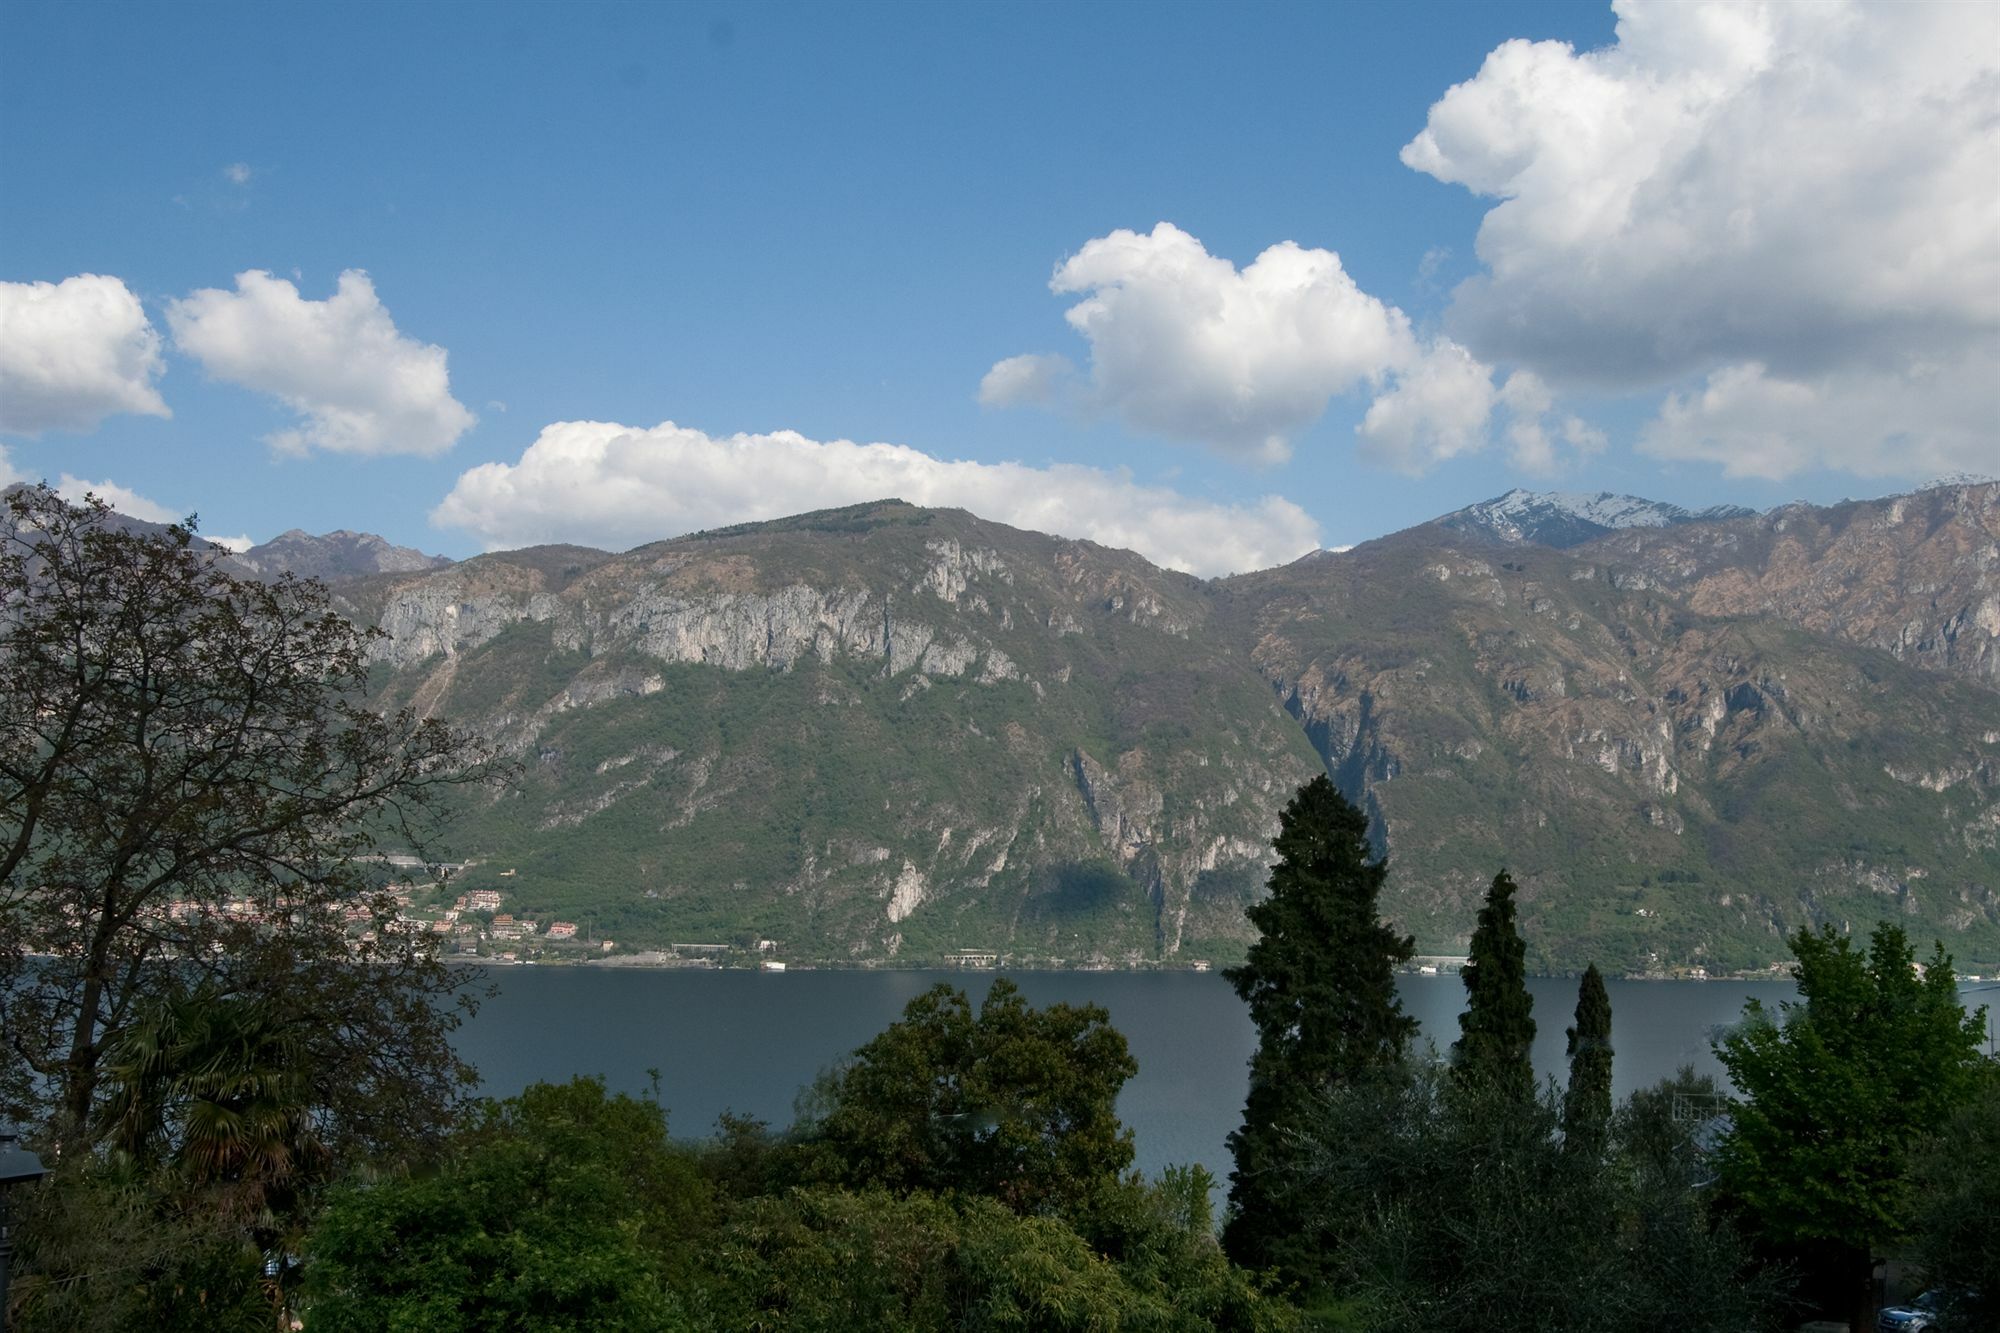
[1451,869,1536,1100]
[1561,963,1613,1155]
[306,1079,706,1332]
[1715,921,1987,1332]
[100,986,326,1208]
[302,1073,1300,1333]
[0,485,500,1151]
[1221,773,1415,1279]
[810,977,1137,1215]
[1280,1060,1772,1333]
[1907,1059,2000,1331]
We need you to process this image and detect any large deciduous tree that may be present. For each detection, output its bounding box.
[0,485,498,1153]
[811,977,1137,1216]
[1451,869,1535,1101]
[1714,922,1987,1333]
[1222,774,1415,1280]
[305,1079,709,1332]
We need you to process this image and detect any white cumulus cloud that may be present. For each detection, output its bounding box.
[1639,353,1996,480]
[434,420,1321,577]
[0,275,171,435]
[1492,372,1607,475]
[1360,359,1607,476]
[977,353,1077,410]
[54,474,178,525]
[1404,0,2000,476]
[1357,340,1497,474]
[166,269,474,457]
[987,222,1428,463]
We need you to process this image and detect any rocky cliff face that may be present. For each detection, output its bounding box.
[351,503,1318,965]
[1574,481,2000,689]
[1220,488,2000,972]
[343,486,2000,973]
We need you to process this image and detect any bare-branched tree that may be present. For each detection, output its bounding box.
[0,484,504,1158]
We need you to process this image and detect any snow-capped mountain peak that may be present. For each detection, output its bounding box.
[1436,489,1756,550]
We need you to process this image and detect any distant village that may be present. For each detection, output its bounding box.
[345,858,793,968]
[143,872,1822,980]
[387,882,609,964]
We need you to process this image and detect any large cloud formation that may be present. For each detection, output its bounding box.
[167,270,474,457]
[1640,359,1994,480]
[1406,0,1999,476]
[983,223,1514,469]
[434,420,1321,576]
[981,223,1603,476]
[0,275,170,435]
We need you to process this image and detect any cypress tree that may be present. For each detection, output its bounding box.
[1562,963,1614,1153]
[1452,869,1536,1100]
[1221,774,1416,1278]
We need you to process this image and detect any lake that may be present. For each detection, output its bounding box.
[451,968,1995,1185]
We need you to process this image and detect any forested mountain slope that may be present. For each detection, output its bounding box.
[1219,488,2000,971]
[346,503,1321,964]
[318,483,2000,973]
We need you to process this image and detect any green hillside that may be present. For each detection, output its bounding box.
[346,491,2000,974]
[1220,530,2000,973]
[358,501,1321,966]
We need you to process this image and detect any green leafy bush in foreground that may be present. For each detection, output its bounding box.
[296,975,1301,1333]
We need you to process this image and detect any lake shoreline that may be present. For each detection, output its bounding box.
[445,954,1797,983]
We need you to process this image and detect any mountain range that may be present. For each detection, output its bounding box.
[1432,489,1756,549]
[32,480,2000,975]
[226,527,453,581]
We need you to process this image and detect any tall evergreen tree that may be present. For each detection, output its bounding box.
[1222,774,1416,1279]
[1561,964,1613,1154]
[1452,870,1536,1101]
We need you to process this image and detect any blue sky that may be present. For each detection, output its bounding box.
[2,0,1994,573]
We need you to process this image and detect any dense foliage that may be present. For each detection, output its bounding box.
[1561,963,1614,1156]
[708,1181,1295,1332]
[1906,1060,2000,1330]
[100,985,329,1219]
[0,488,500,1329]
[1715,922,1988,1331]
[1279,1061,1774,1332]
[302,1061,1297,1331]
[1210,783,1778,1327]
[1451,869,1535,1100]
[807,977,1137,1215]
[1221,774,1415,1280]
[8,1159,280,1333]
[306,1079,709,1331]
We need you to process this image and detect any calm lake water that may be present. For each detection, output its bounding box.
[451,969,1995,1185]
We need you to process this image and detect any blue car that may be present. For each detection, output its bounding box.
[1877,1290,1945,1332]
[1877,1288,1987,1333]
